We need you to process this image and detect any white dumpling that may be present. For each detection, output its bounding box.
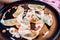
[28,4,45,10]
[13,6,24,17]
[43,14,53,26]
[1,18,18,26]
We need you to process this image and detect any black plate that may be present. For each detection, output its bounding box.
[0,1,60,40]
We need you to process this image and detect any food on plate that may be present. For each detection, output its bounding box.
[7,9,11,12]
[24,31,37,37]
[12,6,17,9]
[43,14,53,26]
[2,29,6,33]
[13,5,24,17]
[1,18,18,26]
[0,4,54,40]
[28,4,45,10]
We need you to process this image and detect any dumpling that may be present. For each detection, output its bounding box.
[13,6,24,17]
[28,4,45,11]
[43,14,53,26]
[1,18,18,26]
